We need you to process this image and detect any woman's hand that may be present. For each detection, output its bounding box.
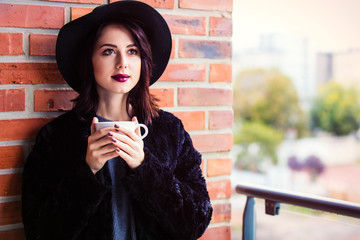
[111,117,145,169]
[86,117,119,174]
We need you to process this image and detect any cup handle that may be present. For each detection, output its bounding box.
[136,123,148,139]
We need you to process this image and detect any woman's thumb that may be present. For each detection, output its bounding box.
[132,116,140,136]
[91,117,98,135]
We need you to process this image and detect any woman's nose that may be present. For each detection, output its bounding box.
[116,54,127,69]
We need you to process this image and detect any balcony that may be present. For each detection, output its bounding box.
[232,182,360,239]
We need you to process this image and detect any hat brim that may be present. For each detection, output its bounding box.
[56,0,172,92]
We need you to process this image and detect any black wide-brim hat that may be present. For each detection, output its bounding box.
[56,0,172,92]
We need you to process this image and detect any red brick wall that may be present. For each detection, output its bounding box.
[0,0,233,239]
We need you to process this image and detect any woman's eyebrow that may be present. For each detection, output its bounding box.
[97,43,138,49]
[127,44,138,48]
[98,43,117,49]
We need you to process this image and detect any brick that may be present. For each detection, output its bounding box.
[178,88,232,106]
[0,89,25,112]
[209,64,232,83]
[211,203,231,223]
[0,33,22,55]
[0,63,65,85]
[209,17,232,36]
[0,4,64,29]
[209,110,233,129]
[207,158,232,177]
[0,146,24,169]
[0,201,22,226]
[150,88,174,108]
[29,34,57,56]
[170,39,175,59]
[0,229,25,240]
[0,118,53,141]
[198,226,231,240]
[172,111,205,131]
[191,133,232,153]
[34,90,78,112]
[179,0,232,12]
[71,7,93,21]
[200,160,204,174]
[207,180,231,200]
[164,15,206,35]
[179,39,232,59]
[0,174,22,197]
[110,0,175,9]
[160,63,206,82]
[49,0,102,4]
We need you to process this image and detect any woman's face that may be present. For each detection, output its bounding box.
[92,23,141,97]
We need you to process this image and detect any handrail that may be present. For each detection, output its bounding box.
[235,182,360,240]
[236,182,360,218]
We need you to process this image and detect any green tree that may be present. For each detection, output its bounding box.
[233,69,307,171]
[311,82,360,135]
[234,121,284,167]
[233,69,306,134]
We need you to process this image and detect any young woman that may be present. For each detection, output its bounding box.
[21,1,212,240]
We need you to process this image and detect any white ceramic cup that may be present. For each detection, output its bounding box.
[95,121,148,139]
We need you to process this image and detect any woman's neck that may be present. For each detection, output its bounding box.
[96,92,131,121]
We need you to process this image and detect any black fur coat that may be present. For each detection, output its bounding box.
[21,110,212,240]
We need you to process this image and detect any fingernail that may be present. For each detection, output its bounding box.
[114,124,119,128]
[112,137,117,143]
[116,148,121,153]
[108,132,113,137]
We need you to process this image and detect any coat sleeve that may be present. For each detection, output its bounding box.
[21,125,110,240]
[125,116,213,240]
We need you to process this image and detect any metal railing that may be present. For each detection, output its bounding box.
[235,182,360,240]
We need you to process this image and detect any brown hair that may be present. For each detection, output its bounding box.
[73,20,159,124]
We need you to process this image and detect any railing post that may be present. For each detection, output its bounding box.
[242,196,256,240]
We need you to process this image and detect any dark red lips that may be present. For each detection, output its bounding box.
[111,74,130,82]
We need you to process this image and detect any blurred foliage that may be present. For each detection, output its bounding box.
[311,82,360,136]
[234,121,284,169]
[233,69,308,136]
[233,69,307,171]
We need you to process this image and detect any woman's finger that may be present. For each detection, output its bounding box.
[110,131,142,150]
[88,131,115,150]
[114,124,141,142]
[111,133,144,169]
[111,137,136,156]
[115,147,141,169]
[86,127,123,174]
[96,141,118,155]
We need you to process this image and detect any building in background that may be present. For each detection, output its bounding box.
[233,33,316,111]
[317,49,360,89]
[316,52,332,86]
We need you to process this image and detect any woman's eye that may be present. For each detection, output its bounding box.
[102,49,115,55]
[128,49,138,55]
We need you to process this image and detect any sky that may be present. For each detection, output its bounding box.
[233,0,360,52]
